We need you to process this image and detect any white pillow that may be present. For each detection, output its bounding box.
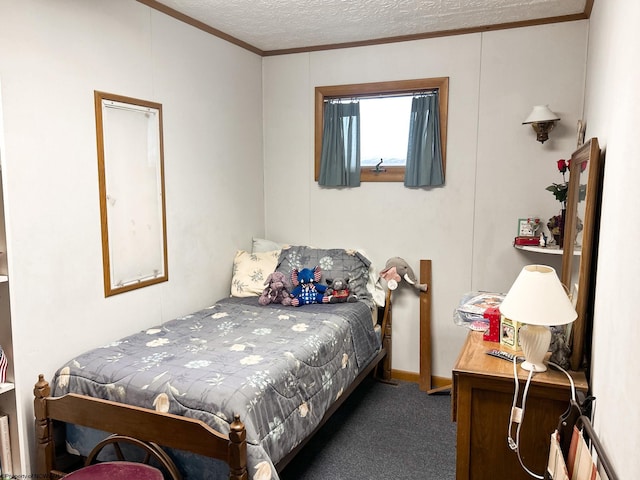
[360,250,386,308]
[231,250,280,297]
[252,237,284,253]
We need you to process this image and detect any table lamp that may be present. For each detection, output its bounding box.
[499,265,576,372]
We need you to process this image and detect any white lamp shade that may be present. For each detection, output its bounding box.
[499,265,576,326]
[523,105,560,124]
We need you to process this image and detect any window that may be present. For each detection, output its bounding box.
[314,78,448,183]
[360,95,413,168]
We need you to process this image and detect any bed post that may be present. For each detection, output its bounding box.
[33,374,54,477]
[228,415,248,480]
[380,289,393,382]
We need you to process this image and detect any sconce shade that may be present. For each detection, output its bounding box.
[523,105,560,124]
[499,265,576,372]
[523,105,560,144]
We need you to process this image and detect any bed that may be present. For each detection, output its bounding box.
[34,244,392,480]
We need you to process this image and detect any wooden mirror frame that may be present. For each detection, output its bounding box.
[560,137,601,370]
[95,91,169,297]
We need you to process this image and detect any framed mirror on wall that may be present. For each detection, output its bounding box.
[560,137,602,370]
[95,91,168,297]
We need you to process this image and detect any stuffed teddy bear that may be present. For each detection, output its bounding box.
[258,271,292,306]
[325,277,357,303]
[290,266,330,307]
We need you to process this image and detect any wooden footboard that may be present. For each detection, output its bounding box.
[33,375,248,480]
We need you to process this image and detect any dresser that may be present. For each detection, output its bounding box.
[452,332,588,480]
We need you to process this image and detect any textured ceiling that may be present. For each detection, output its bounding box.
[145,0,589,54]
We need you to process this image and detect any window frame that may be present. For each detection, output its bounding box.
[314,78,449,183]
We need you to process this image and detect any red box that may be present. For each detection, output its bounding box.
[514,236,540,246]
[483,307,501,342]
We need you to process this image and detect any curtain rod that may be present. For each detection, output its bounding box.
[324,89,438,102]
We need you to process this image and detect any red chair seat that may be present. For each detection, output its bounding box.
[63,461,164,480]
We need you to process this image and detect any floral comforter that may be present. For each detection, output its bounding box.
[52,296,381,480]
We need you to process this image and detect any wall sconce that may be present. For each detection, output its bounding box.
[523,105,560,144]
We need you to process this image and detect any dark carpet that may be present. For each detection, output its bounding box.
[279,377,456,480]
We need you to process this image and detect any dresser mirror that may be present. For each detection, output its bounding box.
[560,137,601,370]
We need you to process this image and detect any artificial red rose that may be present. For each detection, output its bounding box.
[557,159,567,173]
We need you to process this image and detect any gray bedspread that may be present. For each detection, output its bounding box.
[52,296,381,480]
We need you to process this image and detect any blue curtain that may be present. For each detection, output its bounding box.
[405,92,444,187]
[319,101,361,187]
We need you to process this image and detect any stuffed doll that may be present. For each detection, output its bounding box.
[325,277,357,303]
[258,271,292,306]
[290,266,330,307]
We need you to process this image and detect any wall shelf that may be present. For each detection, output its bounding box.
[0,383,15,395]
[514,245,581,256]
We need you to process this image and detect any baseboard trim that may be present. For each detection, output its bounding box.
[391,369,419,382]
[391,369,451,389]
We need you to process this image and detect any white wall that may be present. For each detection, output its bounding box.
[0,0,263,471]
[263,22,588,377]
[582,0,640,477]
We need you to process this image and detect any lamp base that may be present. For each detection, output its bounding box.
[521,360,548,372]
[519,324,552,373]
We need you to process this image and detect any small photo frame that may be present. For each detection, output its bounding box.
[517,217,541,237]
[500,316,523,351]
[577,120,586,148]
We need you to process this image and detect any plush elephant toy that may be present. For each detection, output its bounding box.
[379,257,428,292]
[290,266,330,307]
[258,271,292,306]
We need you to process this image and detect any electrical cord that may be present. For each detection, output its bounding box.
[548,360,576,402]
[507,359,579,479]
[507,357,593,479]
[507,355,521,450]
[507,357,542,479]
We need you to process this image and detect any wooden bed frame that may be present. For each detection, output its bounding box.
[33,305,392,479]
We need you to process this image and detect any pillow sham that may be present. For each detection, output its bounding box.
[230,250,280,297]
[275,245,372,300]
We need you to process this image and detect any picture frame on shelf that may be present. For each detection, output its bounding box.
[517,217,541,237]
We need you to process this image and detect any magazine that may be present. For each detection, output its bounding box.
[454,291,505,329]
